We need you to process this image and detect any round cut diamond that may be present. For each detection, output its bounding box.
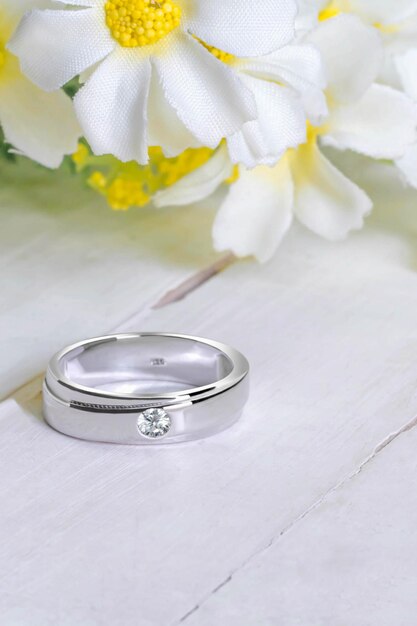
[137,408,171,439]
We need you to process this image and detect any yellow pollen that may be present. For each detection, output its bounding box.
[105,0,181,48]
[72,142,90,168]
[101,176,151,209]
[319,2,341,21]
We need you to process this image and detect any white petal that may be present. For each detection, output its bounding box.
[75,49,152,163]
[377,12,417,89]
[348,0,417,24]
[213,159,294,263]
[227,75,306,169]
[147,71,201,157]
[237,43,328,123]
[291,144,372,240]
[53,0,99,5]
[396,143,417,188]
[322,84,417,160]
[295,0,322,36]
[307,14,383,103]
[238,44,326,92]
[0,75,80,168]
[8,7,115,91]
[396,48,417,100]
[154,144,233,208]
[153,33,256,148]
[184,0,297,57]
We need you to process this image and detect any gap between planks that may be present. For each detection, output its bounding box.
[174,410,417,625]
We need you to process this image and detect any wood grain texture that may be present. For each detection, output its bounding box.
[1,159,417,625]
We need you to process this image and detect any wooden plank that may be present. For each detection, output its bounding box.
[0,158,220,398]
[1,160,417,624]
[180,418,417,626]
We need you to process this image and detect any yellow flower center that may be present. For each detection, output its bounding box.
[72,142,90,166]
[76,145,213,210]
[105,0,181,48]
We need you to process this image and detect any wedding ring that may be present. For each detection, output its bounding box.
[43,333,250,444]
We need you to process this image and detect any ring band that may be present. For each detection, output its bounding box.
[43,333,250,444]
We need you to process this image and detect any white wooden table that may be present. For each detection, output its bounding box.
[1,155,417,625]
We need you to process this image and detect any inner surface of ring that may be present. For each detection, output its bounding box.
[60,336,234,395]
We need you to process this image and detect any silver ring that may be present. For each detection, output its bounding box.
[43,333,250,444]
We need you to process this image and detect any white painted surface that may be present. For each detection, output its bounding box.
[182,420,417,626]
[1,159,417,625]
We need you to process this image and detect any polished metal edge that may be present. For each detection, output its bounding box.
[46,332,250,405]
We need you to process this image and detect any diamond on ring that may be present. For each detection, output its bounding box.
[137,408,171,439]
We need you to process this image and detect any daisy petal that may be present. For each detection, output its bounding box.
[292,144,372,240]
[8,7,115,91]
[397,143,417,189]
[348,0,417,24]
[237,44,328,124]
[75,49,152,163]
[154,144,232,208]
[238,44,326,92]
[213,159,294,263]
[153,33,256,148]
[227,75,306,169]
[322,84,417,160]
[307,14,383,103]
[396,49,417,101]
[296,0,322,35]
[184,0,297,57]
[0,75,80,168]
[147,72,200,157]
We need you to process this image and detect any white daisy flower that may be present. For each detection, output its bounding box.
[225,42,327,169]
[301,0,417,87]
[0,0,80,168]
[9,0,298,164]
[309,2,417,188]
[154,15,417,262]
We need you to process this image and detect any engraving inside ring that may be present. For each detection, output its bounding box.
[59,336,233,395]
